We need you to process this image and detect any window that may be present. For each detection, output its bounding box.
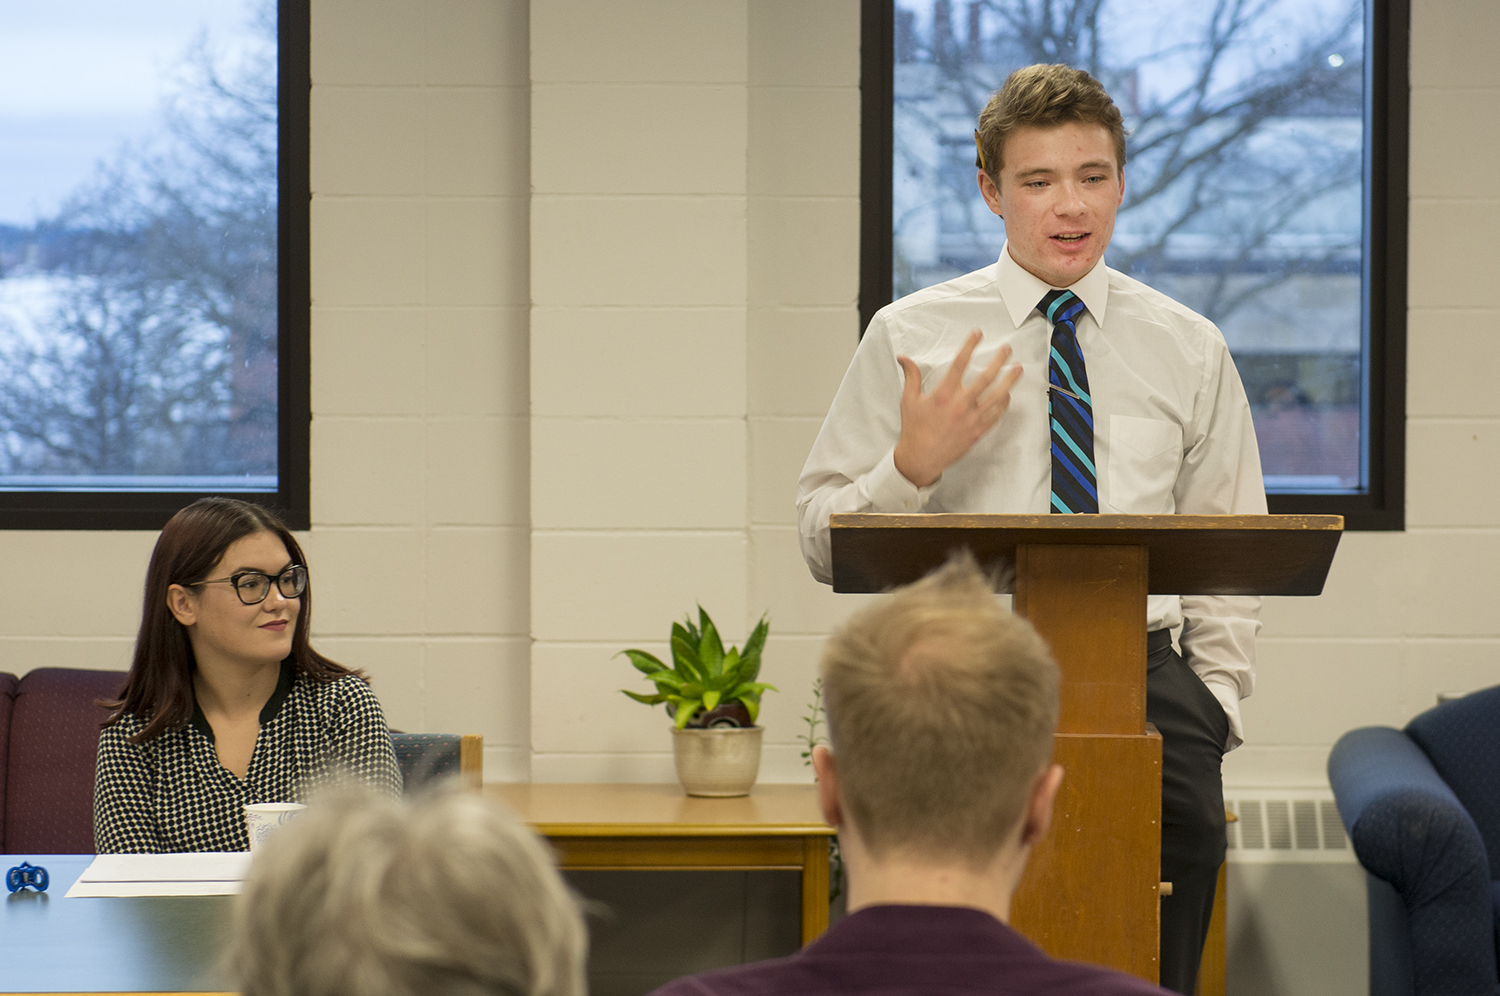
[860,0,1407,529]
[0,0,309,529]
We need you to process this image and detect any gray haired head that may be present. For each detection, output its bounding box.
[231,787,587,996]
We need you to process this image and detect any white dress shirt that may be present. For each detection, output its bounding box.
[796,246,1266,749]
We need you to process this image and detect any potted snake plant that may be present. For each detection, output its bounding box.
[619,608,775,796]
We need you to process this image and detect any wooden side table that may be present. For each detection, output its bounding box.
[489,783,837,945]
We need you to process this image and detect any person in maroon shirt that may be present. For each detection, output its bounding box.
[649,556,1172,996]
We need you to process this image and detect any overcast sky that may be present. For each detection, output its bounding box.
[0,0,265,226]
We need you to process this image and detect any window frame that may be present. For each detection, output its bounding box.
[0,0,311,531]
[859,0,1409,530]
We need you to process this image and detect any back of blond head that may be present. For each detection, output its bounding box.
[975,63,1126,181]
[232,789,587,996]
[821,555,1059,867]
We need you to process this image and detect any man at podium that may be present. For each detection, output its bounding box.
[795,64,1266,993]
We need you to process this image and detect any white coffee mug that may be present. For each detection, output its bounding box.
[244,802,307,851]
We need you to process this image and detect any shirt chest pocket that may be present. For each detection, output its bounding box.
[1106,415,1183,513]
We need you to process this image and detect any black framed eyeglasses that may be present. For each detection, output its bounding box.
[190,565,307,605]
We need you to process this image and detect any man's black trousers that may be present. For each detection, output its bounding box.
[1146,628,1229,995]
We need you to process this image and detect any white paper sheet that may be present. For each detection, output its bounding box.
[64,851,253,897]
[65,879,244,897]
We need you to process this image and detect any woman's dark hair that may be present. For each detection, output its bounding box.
[106,497,362,743]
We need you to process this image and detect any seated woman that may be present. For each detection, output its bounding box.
[95,497,401,853]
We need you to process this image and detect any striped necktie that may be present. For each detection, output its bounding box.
[1040,289,1097,514]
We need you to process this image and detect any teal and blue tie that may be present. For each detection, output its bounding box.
[1040,289,1097,514]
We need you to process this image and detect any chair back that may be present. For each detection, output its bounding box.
[0,673,17,849]
[390,732,483,791]
[1406,686,1500,880]
[4,668,128,854]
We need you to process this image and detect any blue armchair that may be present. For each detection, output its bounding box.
[1328,686,1500,996]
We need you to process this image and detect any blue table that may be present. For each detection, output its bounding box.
[1,855,232,994]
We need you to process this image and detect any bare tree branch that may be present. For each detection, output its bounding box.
[0,0,276,477]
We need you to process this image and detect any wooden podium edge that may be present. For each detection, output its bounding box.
[830,513,1343,596]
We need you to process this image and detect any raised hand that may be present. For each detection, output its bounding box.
[892,329,1022,488]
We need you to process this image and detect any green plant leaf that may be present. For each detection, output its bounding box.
[703,688,722,712]
[730,680,777,725]
[737,621,769,684]
[719,647,742,687]
[671,634,706,683]
[648,672,686,691]
[679,615,701,648]
[741,614,769,675]
[621,689,667,705]
[698,611,725,680]
[668,696,702,729]
[671,621,695,658]
[617,649,669,676]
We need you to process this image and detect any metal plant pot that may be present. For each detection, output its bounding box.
[671,726,764,797]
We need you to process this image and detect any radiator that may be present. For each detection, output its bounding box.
[1225,791,1356,863]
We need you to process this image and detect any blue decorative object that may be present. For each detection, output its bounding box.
[6,861,49,893]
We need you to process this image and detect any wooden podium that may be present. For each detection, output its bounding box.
[829,512,1342,982]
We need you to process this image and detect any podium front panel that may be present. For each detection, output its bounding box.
[1014,544,1146,735]
[1011,730,1164,983]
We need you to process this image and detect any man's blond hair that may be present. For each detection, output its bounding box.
[975,63,1127,183]
[821,555,1060,868]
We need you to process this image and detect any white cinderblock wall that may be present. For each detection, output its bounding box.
[0,0,537,788]
[302,0,534,781]
[529,1,753,782]
[745,1,877,780]
[528,0,865,783]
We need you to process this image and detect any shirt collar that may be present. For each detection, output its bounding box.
[189,658,296,742]
[805,904,1029,957]
[996,242,1110,329]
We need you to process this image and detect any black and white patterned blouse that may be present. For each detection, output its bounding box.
[93,661,403,853]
